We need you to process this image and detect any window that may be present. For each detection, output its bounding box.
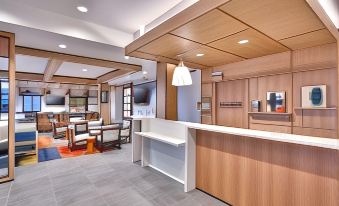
[23,96,41,112]
[123,84,132,118]
[0,81,9,113]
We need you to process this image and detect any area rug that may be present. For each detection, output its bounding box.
[38,147,61,162]
[57,146,99,158]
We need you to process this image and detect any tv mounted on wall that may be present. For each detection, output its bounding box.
[134,87,149,104]
[46,95,65,105]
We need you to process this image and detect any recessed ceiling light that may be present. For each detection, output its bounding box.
[82,69,88,72]
[196,53,204,57]
[58,44,67,49]
[142,71,148,75]
[124,56,130,60]
[77,6,88,13]
[238,39,249,44]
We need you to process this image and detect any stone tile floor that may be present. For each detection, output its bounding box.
[0,144,228,206]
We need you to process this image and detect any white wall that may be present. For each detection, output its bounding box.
[133,81,156,117]
[15,87,99,113]
[113,86,123,121]
[177,70,201,123]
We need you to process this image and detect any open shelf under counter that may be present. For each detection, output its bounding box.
[134,132,186,147]
[294,107,337,110]
[248,112,292,115]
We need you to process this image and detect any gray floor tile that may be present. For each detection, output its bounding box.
[2,143,228,206]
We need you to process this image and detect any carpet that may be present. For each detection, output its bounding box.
[38,147,61,162]
[57,146,99,158]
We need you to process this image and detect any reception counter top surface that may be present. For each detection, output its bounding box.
[182,122,339,150]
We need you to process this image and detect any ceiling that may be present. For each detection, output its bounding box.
[0,54,118,79]
[12,0,183,34]
[55,62,116,79]
[127,0,337,68]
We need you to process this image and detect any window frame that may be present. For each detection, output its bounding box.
[122,83,133,119]
[0,80,9,114]
[23,95,41,112]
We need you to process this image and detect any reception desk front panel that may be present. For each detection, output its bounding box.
[196,130,338,206]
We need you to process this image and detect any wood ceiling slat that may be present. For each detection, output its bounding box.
[171,9,248,44]
[137,34,201,59]
[219,0,325,40]
[208,29,289,59]
[279,29,336,50]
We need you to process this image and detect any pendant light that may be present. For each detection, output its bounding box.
[172,60,192,86]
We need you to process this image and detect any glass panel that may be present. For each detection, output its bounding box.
[32,96,41,112]
[24,96,32,112]
[0,36,9,178]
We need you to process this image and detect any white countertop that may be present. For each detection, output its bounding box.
[135,131,185,147]
[181,122,339,150]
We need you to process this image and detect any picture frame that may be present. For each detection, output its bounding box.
[266,91,286,113]
[101,91,108,103]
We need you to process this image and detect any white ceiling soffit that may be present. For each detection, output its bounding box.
[55,62,116,79]
[143,0,199,36]
[0,0,131,47]
[16,55,49,74]
[0,0,186,47]
[319,0,339,29]
[0,21,154,69]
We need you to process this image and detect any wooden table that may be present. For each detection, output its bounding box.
[86,136,96,154]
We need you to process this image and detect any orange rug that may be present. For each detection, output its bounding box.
[57,146,99,158]
[38,136,54,148]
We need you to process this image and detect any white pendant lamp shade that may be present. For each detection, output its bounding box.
[172,60,192,86]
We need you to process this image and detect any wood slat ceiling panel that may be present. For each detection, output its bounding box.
[137,34,201,59]
[180,46,244,67]
[279,29,336,50]
[171,9,248,44]
[219,0,325,40]
[208,29,289,59]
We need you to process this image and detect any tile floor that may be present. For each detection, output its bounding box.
[0,144,228,206]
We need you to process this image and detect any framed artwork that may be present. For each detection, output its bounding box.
[251,100,260,112]
[101,91,108,103]
[301,85,327,108]
[266,91,286,113]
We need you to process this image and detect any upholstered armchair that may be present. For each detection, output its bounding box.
[36,113,52,132]
[66,128,90,151]
[120,119,132,143]
[89,124,121,152]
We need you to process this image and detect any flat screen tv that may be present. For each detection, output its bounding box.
[46,95,65,105]
[134,87,149,104]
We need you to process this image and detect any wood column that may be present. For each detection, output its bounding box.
[156,62,177,120]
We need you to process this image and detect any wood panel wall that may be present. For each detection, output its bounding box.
[156,62,177,120]
[196,130,338,206]
[216,79,248,128]
[0,36,9,58]
[100,83,110,124]
[204,43,338,138]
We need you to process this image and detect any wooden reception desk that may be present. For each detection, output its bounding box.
[132,118,339,206]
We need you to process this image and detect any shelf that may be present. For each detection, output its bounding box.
[248,112,292,115]
[134,132,185,147]
[294,107,336,110]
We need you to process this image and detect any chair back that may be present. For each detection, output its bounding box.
[121,120,132,137]
[74,121,89,135]
[66,128,76,143]
[101,125,121,141]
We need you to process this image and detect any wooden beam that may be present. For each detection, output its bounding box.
[97,70,135,83]
[125,0,231,55]
[306,0,339,40]
[51,76,97,85]
[16,46,142,72]
[43,59,63,82]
